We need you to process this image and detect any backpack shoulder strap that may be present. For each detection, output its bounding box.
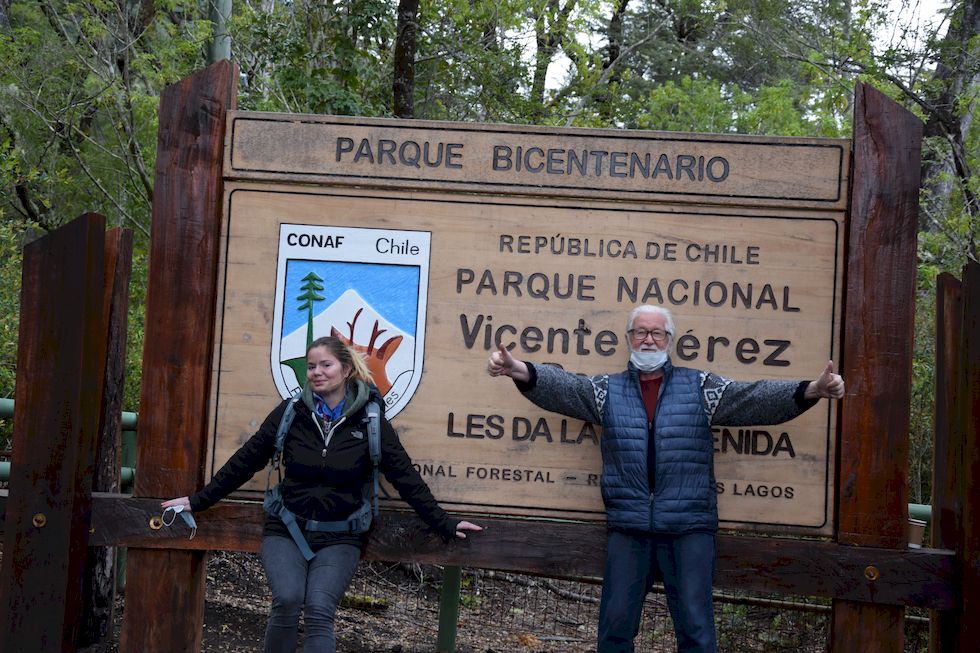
[365,398,383,516]
[267,391,302,491]
[275,391,303,458]
[366,399,382,465]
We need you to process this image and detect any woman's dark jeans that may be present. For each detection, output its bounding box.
[260,535,360,653]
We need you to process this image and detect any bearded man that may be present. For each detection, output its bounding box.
[486,305,845,653]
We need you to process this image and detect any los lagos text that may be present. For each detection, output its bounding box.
[715,482,795,500]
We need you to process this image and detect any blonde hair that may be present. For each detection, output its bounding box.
[306,336,374,384]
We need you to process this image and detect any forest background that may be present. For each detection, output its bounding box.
[0,0,976,506]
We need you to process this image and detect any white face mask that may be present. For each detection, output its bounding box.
[630,348,668,372]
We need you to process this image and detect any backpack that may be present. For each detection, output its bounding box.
[263,392,383,561]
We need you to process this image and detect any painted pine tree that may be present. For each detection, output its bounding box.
[281,271,326,389]
[297,271,325,350]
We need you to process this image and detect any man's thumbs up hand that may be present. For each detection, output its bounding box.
[806,360,845,400]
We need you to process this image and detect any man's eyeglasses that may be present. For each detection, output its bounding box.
[628,328,670,342]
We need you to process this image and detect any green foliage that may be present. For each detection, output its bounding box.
[0,219,26,401]
[0,218,28,449]
[123,245,148,413]
[627,74,851,139]
[0,1,211,236]
[0,1,214,413]
[909,282,936,505]
[733,81,812,136]
[412,0,537,122]
[632,77,736,133]
[234,0,394,115]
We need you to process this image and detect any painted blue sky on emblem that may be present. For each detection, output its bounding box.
[282,259,420,337]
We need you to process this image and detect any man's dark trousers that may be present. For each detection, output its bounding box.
[596,530,716,653]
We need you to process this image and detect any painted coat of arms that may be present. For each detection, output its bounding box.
[271,223,431,417]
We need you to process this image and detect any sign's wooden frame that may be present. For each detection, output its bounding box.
[213,104,850,534]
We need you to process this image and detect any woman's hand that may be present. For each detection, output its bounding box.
[161,496,191,511]
[454,520,483,539]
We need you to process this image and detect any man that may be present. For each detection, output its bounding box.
[486,305,845,653]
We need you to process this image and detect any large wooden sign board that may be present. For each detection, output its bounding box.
[212,113,848,534]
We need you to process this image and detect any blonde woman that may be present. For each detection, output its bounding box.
[164,336,480,653]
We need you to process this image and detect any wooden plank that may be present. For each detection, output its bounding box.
[832,82,923,651]
[831,603,906,650]
[932,272,963,547]
[0,214,108,653]
[80,228,133,648]
[0,492,955,609]
[213,184,844,534]
[119,60,237,653]
[224,112,850,210]
[955,260,980,651]
[930,272,962,652]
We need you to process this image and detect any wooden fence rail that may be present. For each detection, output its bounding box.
[0,491,958,611]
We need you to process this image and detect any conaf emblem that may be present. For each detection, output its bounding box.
[271,223,431,417]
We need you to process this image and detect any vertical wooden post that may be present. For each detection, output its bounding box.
[930,271,962,652]
[436,566,462,652]
[118,60,237,653]
[831,82,922,651]
[80,228,133,648]
[953,261,980,650]
[0,214,108,653]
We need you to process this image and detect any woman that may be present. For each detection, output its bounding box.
[163,336,481,653]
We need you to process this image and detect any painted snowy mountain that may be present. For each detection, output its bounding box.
[276,289,418,407]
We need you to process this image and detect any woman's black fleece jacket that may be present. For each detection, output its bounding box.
[189,381,457,550]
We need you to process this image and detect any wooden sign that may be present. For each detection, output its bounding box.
[227,113,845,207]
[212,113,848,534]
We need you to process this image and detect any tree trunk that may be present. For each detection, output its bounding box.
[530,1,575,121]
[920,0,980,250]
[393,0,420,118]
[208,0,233,64]
[595,0,631,123]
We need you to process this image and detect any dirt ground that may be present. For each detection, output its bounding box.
[0,540,603,652]
[9,545,926,652]
[114,551,602,653]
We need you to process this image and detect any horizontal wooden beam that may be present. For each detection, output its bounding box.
[0,491,955,609]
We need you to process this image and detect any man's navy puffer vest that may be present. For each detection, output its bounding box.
[601,362,717,534]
